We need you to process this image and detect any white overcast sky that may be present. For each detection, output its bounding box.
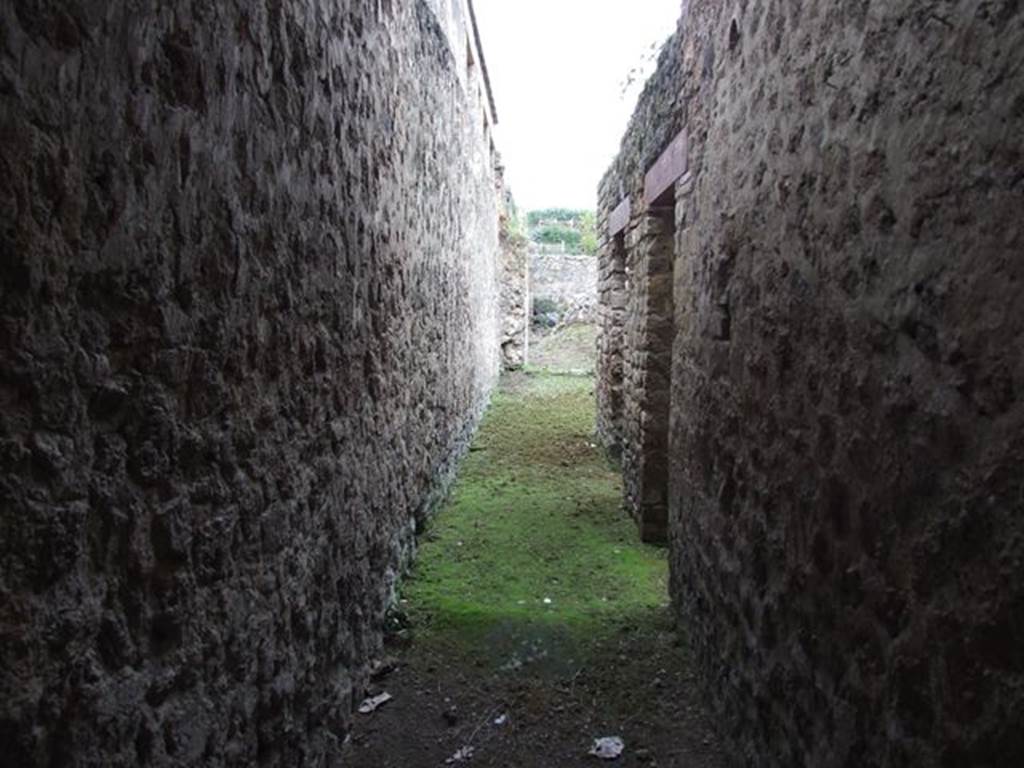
[474,0,682,212]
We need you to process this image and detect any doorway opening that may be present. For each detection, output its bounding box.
[637,189,676,543]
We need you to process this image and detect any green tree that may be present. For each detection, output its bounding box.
[524,208,600,254]
[579,210,598,255]
[532,225,582,249]
[527,208,579,227]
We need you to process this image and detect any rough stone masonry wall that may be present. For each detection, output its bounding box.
[0,2,500,765]
[499,189,529,370]
[597,32,683,539]
[593,235,626,452]
[662,1,1023,765]
[528,252,598,323]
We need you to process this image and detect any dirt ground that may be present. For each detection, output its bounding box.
[346,373,726,767]
[528,323,599,373]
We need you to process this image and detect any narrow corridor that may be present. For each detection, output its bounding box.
[349,372,725,767]
[4,3,1021,765]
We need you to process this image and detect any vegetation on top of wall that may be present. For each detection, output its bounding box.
[501,205,529,249]
[526,208,580,226]
[533,224,584,249]
[579,210,598,254]
[526,208,598,255]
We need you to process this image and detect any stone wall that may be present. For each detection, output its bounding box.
[594,232,627,457]
[0,2,501,765]
[499,197,529,370]
[529,252,598,324]
[596,32,683,541]
[600,1,1024,764]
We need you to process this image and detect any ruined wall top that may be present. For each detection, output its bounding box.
[597,25,683,230]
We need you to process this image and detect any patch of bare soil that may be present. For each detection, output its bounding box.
[346,611,726,767]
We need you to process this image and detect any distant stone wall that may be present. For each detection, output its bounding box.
[600,1,1024,765]
[529,252,598,323]
[0,2,500,765]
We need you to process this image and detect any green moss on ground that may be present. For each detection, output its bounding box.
[402,371,667,663]
[354,373,727,768]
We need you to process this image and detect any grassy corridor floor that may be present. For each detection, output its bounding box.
[348,373,725,768]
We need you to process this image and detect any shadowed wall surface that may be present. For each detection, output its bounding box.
[0,1,500,764]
